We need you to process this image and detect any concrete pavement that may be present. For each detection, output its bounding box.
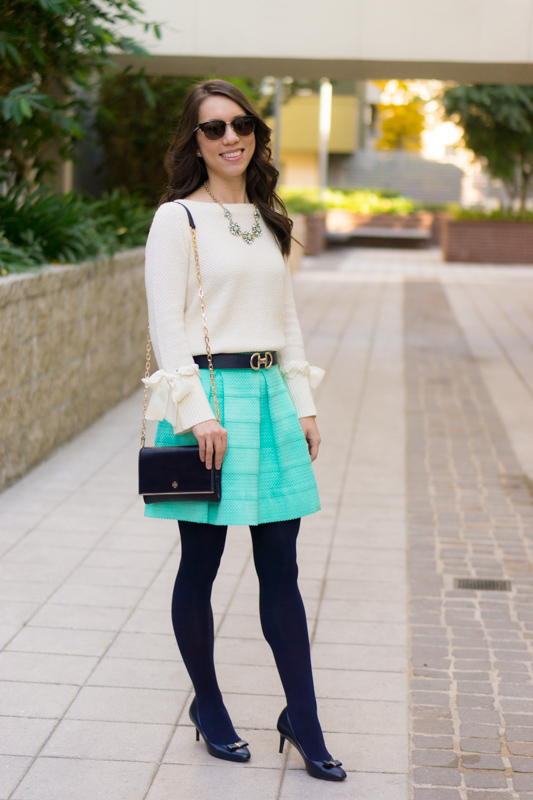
[1,245,533,799]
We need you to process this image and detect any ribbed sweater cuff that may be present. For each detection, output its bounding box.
[283,372,318,418]
[175,374,216,433]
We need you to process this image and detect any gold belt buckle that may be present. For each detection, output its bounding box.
[250,351,273,370]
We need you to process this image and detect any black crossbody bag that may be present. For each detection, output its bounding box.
[138,204,222,504]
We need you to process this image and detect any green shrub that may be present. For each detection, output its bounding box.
[279,186,418,216]
[419,201,459,214]
[0,183,112,266]
[89,190,155,249]
[0,184,155,274]
[278,188,327,215]
[452,206,533,222]
[0,233,43,275]
[323,188,417,215]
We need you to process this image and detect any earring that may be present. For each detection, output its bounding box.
[197,151,202,157]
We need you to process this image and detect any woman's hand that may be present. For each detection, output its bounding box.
[192,420,228,470]
[299,416,321,462]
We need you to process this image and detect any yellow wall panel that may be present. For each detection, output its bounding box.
[269,95,357,155]
[330,96,357,153]
[275,97,320,153]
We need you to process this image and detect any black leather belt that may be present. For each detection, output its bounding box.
[193,352,278,370]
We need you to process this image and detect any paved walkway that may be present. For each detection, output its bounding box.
[1,246,533,800]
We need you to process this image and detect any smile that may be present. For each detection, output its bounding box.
[220,150,244,161]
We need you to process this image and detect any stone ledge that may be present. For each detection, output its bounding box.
[0,248,147,491]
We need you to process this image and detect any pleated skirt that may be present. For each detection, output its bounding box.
[144,365,321,526]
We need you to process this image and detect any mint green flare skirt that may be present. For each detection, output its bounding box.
[144,366,320,526]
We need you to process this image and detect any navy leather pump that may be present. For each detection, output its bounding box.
[189,697,250,763]
[277,707,346,781]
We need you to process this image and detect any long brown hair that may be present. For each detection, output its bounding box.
[160,80,293,256]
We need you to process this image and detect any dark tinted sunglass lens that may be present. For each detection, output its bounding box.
[233,116,255,136]
[202,121,226,140]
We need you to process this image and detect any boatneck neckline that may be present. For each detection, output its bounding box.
[177,199,254,207]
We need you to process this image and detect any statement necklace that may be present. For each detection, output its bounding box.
[204,182,262,245]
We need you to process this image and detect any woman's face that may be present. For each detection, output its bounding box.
[195,95,256,183]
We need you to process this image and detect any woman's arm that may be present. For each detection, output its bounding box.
[144,203,216,434]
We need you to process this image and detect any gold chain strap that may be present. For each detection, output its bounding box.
[191,226,221,424]
[141,332,152,448]
[140,222,221,448]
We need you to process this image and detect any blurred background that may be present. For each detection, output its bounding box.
[4,0,533,275]
[3,0,533,486]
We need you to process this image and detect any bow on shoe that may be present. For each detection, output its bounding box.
[226,741,249,752]
[323,759,343,769]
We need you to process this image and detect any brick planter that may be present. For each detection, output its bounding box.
[430,212,448,246]
[289,213,307,274]
[442,218,533,264]
[0,248,147,491]
[326,209,434,233]
[305,212,326,256]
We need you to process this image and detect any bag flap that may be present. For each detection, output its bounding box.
[139,446,218,495]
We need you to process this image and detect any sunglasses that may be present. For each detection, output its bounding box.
[193,115,257,141]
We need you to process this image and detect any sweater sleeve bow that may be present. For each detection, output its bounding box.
[142,365,214,434]
[280,360,325,388]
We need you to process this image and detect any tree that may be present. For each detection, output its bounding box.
[442,84,533,212]
[0,0,160,184]
[375,81,425,151]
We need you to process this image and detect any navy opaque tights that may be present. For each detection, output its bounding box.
[172,518,329,761]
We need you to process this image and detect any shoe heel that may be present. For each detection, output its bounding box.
[279,734,285,754]
[195,728,199,742]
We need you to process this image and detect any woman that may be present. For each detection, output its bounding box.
[143,79,346,782]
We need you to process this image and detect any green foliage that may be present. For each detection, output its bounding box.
[419,201,460,214]
[0,183,112,264]
[279,187,418,216]
[442,84,533,212]
[324,188,417,215]
[95,74,200,203]
[452,206,533,222]
[1,0,160,183]
[278,188,327,215]
[0,184,154,274]
[94,73,267,202]
[90,189,155,248]
[0,234,43,276]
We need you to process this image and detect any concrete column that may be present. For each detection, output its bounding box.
[319,78,332,194]
[273,77,283,172]
[356,80,366,150]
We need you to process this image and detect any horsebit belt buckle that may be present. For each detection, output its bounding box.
[250,351,273,370]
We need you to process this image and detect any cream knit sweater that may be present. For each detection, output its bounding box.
[143,200,324,434]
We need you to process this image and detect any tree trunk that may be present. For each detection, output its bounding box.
[503,177,519,210]
[519,162,532,213]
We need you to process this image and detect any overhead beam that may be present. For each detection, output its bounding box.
[112,55,533,84]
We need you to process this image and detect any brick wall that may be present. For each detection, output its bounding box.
[288,213,307,273]
[442,219,533,264]
[0,248,147,491]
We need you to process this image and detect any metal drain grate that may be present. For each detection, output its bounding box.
[454,578,511,592]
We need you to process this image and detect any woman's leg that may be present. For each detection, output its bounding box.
[250,517,330,761]
[172,520,237,744]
